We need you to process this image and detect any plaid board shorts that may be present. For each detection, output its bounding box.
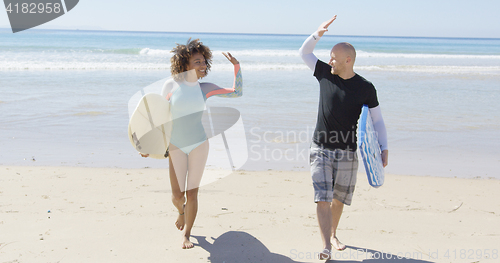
[310,142,359,205]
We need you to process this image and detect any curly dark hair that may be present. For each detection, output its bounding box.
[170,38,212,79]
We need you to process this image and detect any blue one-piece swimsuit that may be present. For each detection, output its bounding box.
[162,64,242,154]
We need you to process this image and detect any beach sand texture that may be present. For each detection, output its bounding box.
[1,166,499,262]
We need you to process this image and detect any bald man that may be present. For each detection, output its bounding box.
[299,16,388,260]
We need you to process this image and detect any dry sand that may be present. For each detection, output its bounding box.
[1,166,499,262]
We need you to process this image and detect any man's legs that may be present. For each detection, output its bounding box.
[312,146,357,259]
[330,199,345,250]
[317,201,333,259]
[317,199,345,259]
[311,143,336,259]
[329,148,357,251]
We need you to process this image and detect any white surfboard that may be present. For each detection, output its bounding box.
[128,93,172,159]
[358,105,384,188]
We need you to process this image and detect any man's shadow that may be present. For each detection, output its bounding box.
[193,231,306,263]
[326,246,435,263]
[193,232,436,263]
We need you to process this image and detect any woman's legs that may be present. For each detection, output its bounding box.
[169,143,188,192]
[169,155,186,230]
[186,140,209,191]
[169,141,209,249]
[181,140,209,249]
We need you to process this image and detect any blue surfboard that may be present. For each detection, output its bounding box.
[358,105,384,188]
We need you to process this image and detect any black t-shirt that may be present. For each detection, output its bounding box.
[313,60,379,151]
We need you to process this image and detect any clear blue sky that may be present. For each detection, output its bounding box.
[1,0,499,38]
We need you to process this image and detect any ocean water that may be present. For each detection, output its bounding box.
[0,28,499,178]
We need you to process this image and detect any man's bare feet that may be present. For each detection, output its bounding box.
[181,235,194,249]
[175,205,185,231]
[319,248,331,260]
[331,236,346,251]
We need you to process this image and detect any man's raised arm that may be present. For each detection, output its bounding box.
[299,16,337,71]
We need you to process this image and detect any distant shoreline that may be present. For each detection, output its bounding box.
[2,27,499,41]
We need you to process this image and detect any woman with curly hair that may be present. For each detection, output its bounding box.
[143,38,242,249]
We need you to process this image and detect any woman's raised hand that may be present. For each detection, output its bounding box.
[222,52,239,65]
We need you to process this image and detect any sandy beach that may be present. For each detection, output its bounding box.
[1,166,499,263]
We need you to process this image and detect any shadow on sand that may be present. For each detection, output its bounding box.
[193,231,436,263]
[193,231,306,263]
[326,245,435,262]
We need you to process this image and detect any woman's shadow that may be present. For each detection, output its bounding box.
[192,231,306,263]
[193,231,436,263]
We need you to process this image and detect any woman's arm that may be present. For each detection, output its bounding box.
[203,52,242,98]
[161,79,175,101]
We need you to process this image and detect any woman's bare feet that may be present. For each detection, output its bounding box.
[175,205,185,231]
[181,234,194,249]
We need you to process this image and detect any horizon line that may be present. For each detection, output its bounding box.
[1,27,500,41]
